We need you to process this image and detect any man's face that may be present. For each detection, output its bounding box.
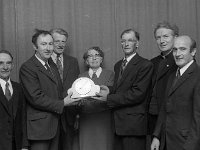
[173,36,196,68]
[34,34,54,62]
[52,32,67,55]
[155,28,175,52]
[0,53,13,81]
[86,49,103,69]
[121,31,139,57]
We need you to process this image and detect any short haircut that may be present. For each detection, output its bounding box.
[83,46,104,61]
[32,29,52,48]
[50,28,69,39]
[189,37,197,51]
[154,21,179,37]
[120,29,140,41]
[0,50,13,61]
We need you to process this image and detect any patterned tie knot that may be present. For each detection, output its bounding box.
[92,72,97,79]
[5,82,11,100]
[56,54,63,81]
[121,59,127,70]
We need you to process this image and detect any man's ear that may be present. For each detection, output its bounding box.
[33,44,38,50]
[136,41,139,48]
[191,48,196,57]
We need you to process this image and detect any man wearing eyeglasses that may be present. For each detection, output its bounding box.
[96,29,153,150]
[50,28,80,150]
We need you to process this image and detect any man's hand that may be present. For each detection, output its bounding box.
[151,137,160,150]
[92,85,110,101]
[64,92,81,106]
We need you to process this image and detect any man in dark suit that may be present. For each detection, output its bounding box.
[148,22,178,136]
[19,29,76,150]
[0,50,28,150]
[151,35,200,150]
[97,29,153,150]
[50,28,80,150]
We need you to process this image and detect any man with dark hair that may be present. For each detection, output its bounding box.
[97,29,153,150]
[0,50,28,150]
[151,35,200,150]
[50,28,80,150]
[19,29,76,150]
[148,22,179,137]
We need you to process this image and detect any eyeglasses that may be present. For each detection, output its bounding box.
[87,54,101,59]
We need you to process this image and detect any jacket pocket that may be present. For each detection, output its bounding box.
[28,113,47,121]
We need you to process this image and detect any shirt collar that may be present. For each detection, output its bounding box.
[51,52,63,63]
[179,60,194,76]
[0,78,13,95]
[35,54,46,66]
[88,67,102,78]
[160,49,172,59]
[124,52,136,64]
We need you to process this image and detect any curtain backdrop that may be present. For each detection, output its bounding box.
[0,0,200,81]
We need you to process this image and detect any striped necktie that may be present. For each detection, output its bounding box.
[5,82,11,100]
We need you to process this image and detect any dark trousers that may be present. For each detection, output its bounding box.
[60,125,75,150]
[114,134,146,150]
[30,124,60,150]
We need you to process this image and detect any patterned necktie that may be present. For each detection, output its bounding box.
[45,62,53,76]
[5,82,11,100]
[56,55,63,81]
[92,72,97,79]
[121,59,127,74]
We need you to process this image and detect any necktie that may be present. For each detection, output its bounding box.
[121,59,127,74]
[45,62,53,76]
[5,82,11,100]
[117,59,127,82]
[56,55,63,81]
[92,72,97,79]
[173,68,180,87]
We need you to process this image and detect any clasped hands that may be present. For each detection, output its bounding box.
[63,85,110,106]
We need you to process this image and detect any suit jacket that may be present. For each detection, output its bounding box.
[107,53,153,136]
[61,53,80,128]
[153,62,200,150]
[19,55,64,140]
[0,81,28,150]
[149,52,177,115]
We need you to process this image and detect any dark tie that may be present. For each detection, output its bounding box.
[173,68,180,87]
[5,82,11,100]
[56,55,63,81]
[121,59,127,74]
[45,62,53,76]
[117,59,127,82]
[92,72,97,79]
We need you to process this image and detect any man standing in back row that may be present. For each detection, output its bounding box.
[148,22,178,136]
[151,35,200,150]
[97,29,153,150]
[20,29,76,150]
[50,28,80,150]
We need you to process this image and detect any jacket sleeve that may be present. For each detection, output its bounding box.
[19,63,64,114]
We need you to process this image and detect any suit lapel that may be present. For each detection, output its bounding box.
[63,54,70,82]
[117,54,140,87]
[32,56,57,84]
[157,53,175,81]
[11,82,19,118]
[0,85,11,115]
[168,62,197,96]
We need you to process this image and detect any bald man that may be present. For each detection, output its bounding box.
[151,35,200,150]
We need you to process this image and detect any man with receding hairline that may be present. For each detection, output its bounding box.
[151,35,200,150]
[0,50,28,150]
